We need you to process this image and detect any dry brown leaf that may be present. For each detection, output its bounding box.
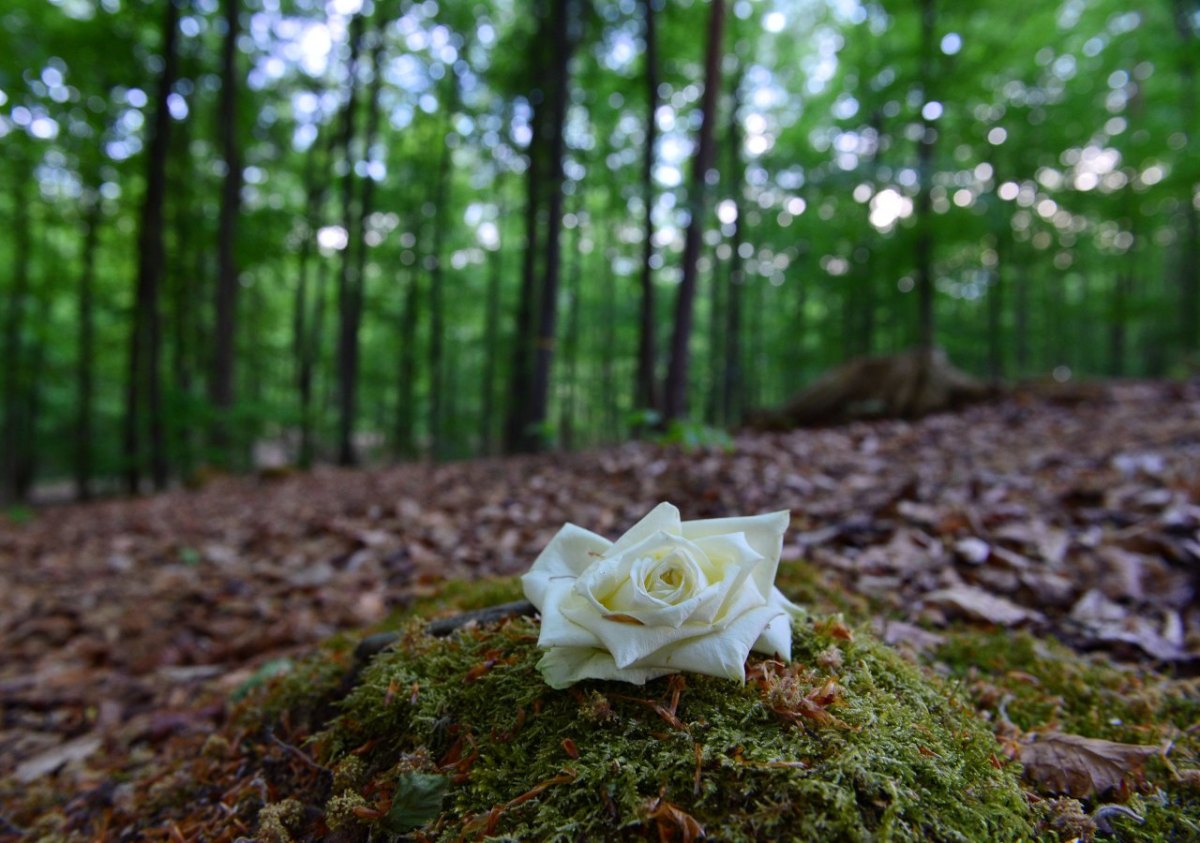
[1020,732,1160,798]
[922,585,1043,626]
[644,794,705,842]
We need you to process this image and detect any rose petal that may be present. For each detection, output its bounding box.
[640,604,785,682]
[521,523,612,610]
[607,502,683,554]
[561,598,717,669]
[537,647,676,690]
[681,511,789,599]
[752,611,793,660]
[535,582,604,649]
[589,532,715,627]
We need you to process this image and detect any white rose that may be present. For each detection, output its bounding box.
[521,502,800,689]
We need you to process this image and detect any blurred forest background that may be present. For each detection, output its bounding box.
[0,0,1197,503]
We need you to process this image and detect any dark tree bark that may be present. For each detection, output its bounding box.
[559,221,583,450]
[914,0,937,352]
[663,0,725,423]
[479,186,506,455]
[294,133,332,469]
[504,4,550,453]
[210,0,242,467]
[124,0,179,494]
[524,0,575,453]
[335,13,366,466]
[75,186,102,501]
[1,168,32,504]
[600,225,620,439]
[634,0,661,417]
[987,234,1006,382]
[721,79,744,426]
[395,262,420,458]
[428,105,455,460]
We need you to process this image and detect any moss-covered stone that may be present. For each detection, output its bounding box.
[297,580,1033,841]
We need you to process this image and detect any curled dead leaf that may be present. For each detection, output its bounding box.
[1020,732,1160,798]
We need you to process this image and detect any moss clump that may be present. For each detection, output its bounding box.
[310,582,1032,842]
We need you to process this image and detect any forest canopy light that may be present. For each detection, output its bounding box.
[521,502,801,689]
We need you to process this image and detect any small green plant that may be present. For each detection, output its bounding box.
[655,420,734,451]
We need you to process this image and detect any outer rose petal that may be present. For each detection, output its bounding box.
[640,604,785,682]
[607,502,684,554]
[751,588,804,660]
[521,523,612,610]
[537,647,676,690]
[535,581,603,649]
[561,596,717,668]
[681,511,789,600]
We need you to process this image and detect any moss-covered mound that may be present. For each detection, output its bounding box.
[297,599,1033,840]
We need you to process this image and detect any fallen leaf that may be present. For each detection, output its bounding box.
[14,734,102,783]
[922,585,1043,626]
[1020,732,1159,798]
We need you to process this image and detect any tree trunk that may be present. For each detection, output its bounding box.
[75,187,101,501]
[294,132,335,469]
[634,0,661,417]
[335,13,365,466]
[210,0,242,469]
[600,224,619,440]
[505,3,551,453]
[479,189,505,455]
[914,0,937,352]
[721,79,744,426]
[124,0,179,495]
[1,162,32,504]
[559,221,582,450]
[395,263,419,458]
[428,107,455,460]
[663,0,726,423]
[525,0,575,453]
[987,238,1005,382]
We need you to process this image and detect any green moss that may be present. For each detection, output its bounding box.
[310,581,1032,842]
[933,629,1200,841]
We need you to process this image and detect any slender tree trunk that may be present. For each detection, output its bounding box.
[396,263,419,457]
[75,188,101,501]
[705,243,725,426]
[428,111,455,460]
[210,0,242,470]
[503,17,551,454]
[479,189,505,455]
[336,13,365,466]
[663,0,726,423]
[125,0,179,494]
[294,135,330,469]
[1,167,32,504]
[635,0,661,416]
[524,0,575,453]
[721,79,744,426]
[559,222,582,449]
[168,103,199,482]
[914,0,937,351]
[987,234,1006,382]
[600,224,619,439]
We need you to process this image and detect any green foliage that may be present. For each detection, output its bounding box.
[655,419,735,452]
[1,0,1196,495]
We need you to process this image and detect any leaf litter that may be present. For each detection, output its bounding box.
[0,381,1198,839]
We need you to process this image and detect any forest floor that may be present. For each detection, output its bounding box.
[2,380,1199,839]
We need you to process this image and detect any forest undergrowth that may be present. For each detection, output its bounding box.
[2,381,1199,839]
